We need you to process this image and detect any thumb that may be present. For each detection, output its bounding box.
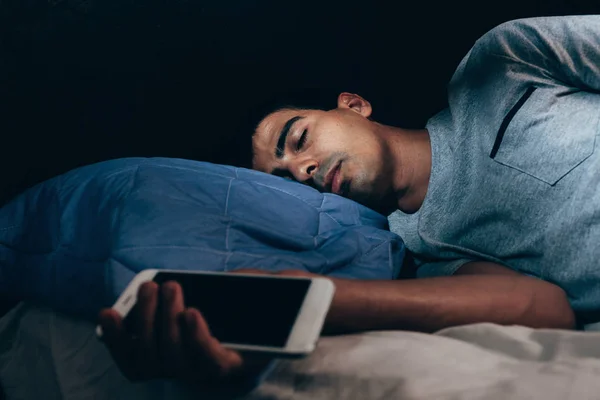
[182,308,244,378]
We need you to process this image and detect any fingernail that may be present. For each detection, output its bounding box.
[139,283,154,299]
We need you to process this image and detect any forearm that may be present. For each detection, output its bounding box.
[324,273,575,334]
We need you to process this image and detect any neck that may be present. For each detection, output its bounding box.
[376,124,431,214]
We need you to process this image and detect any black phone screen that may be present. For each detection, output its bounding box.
[152,272,312,347]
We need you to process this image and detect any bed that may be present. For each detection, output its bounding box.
[1,158,599,400]
[2,302,600,400]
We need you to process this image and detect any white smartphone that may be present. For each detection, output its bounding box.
[96,269,335,357]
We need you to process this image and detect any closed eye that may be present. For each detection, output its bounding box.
[296,129,308,151]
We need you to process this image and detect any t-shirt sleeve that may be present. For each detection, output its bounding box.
[471,16,600,92]
[415,259,472,278]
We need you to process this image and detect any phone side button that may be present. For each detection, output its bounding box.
[95,325,104,339]
[122,294,133,306]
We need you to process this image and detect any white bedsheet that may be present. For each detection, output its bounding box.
[2,303,600,400]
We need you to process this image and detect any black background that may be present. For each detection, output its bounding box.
[1,0,598,206]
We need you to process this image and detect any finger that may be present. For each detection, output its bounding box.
[133,281,159,349]
[232,268,313,278]
[98,308,137,380]
[159,281,186,376]
[181,308,244,379]
[231,269,272,275]
[277,269,315,277]
[126,281,160,379]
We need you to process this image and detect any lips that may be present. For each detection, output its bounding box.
[331,164,343,195]
[324,161,343,195]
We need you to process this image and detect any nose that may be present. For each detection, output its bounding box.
[290,158,319,183]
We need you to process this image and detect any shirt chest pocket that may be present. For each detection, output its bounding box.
[490,86,600,185]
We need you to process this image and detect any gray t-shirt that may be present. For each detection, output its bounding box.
[388,16,600,322]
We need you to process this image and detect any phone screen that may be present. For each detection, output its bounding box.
[152,272,312,347]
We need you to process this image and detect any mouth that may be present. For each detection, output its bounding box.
[324,161,340,193]
[324,161,350,196]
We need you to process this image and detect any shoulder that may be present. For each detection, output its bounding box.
[473,16,599,60]
[447,17,568,100]
[477,17,547,44]
[467,18,547,64]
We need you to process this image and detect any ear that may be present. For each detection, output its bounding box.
[337,92,372,118]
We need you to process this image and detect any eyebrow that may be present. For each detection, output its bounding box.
[275,116,304,159]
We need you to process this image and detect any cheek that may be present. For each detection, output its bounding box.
[313,121,378,159]
[346,158,374,186]
[318,135,363,156]
[352,140,383,166]
[347,144,386,185]
[312,140,345,161]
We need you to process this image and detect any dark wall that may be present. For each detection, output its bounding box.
[0,0,598,205]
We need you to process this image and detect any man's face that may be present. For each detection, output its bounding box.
[252,94,396,213]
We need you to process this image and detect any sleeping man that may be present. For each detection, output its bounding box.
[99,15,600,385]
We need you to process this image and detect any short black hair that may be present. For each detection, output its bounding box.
[231,87,341,169]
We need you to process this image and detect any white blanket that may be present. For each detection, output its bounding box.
[2,303,600,400]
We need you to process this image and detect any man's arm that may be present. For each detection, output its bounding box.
[324,261,575,334]
[98,263,575,384]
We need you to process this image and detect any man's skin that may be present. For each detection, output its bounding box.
[99,92,575,383]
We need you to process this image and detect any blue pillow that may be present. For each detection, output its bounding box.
[0,158,405,320]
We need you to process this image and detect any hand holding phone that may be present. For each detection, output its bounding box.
[98,280,249,383]
[97,269,335,383]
